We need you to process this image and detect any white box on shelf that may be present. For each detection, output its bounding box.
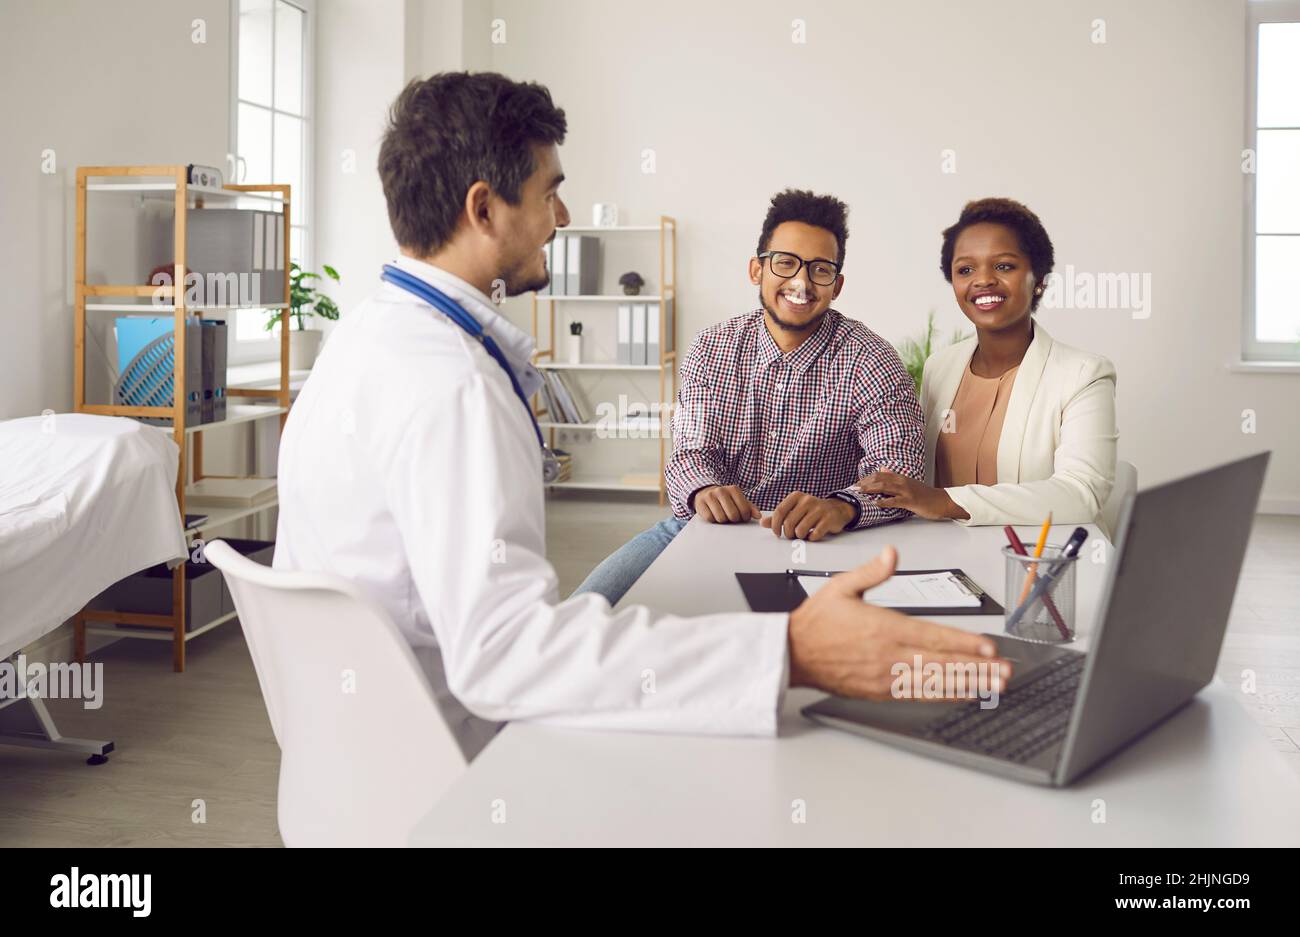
[566,235,599,295]
[646,303,660,365]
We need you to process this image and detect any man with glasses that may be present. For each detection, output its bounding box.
[575,189,926,606]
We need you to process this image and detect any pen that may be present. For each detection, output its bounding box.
[1005,526,1088,635]
[1016,513,1053,606]
[1003,526,1070,640]
[786,568,837,577]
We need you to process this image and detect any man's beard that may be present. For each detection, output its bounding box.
[760,288,826,333]
[501,260,551,298]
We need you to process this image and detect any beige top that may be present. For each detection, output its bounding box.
[934,362,1020,488]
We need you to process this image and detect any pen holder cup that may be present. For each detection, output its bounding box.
[1003,545,1077,643]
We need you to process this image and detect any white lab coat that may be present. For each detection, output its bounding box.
[274,257,788,759]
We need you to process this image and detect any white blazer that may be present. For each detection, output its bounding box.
[920,322,1118,528]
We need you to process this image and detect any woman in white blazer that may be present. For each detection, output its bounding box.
[858,198,1117,527]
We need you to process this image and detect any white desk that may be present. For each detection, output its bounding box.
[411,518,1300,846]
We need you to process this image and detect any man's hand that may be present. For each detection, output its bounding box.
[856,470,970,521]
[693,485,761,524]
[760,491,855,540]
[788,546,1010,700]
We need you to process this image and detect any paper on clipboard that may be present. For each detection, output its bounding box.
[798,570,982,608]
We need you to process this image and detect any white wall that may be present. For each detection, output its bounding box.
[312,0,406,341]
[314,0,492,345]
[478,0,1300,508]
[4,0,1294,508]
[0,0,231,420]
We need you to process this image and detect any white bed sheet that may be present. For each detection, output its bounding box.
[0,413,188,656]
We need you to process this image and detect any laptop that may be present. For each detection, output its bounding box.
[802,452,1270,787]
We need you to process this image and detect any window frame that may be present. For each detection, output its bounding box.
[1243,0,1300,363]
[228,0,316,362]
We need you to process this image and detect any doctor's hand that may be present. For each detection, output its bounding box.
[787,546,1011,701]
[856,471,970,521]
[760,491,854,540]
[693,485,761,524]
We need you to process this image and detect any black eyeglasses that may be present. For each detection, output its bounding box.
[757,250,841,286]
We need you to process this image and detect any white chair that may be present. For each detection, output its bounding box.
[203,540,465,847]
[1100,459,1138,542]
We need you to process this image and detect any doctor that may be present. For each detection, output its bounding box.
[273,71,1011,759]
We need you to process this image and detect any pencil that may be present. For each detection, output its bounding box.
[1016,513,1052,606]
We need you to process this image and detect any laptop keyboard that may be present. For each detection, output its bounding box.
[913,654,1085,764]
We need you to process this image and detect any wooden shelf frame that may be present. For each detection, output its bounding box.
[72,165,292,672]
[531,216,677,503]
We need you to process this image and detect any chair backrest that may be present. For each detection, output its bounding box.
[203,540,465,847]
[1101,459,1138,542]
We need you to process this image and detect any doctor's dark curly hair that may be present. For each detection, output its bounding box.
[379,71,567,256]
[940,197,1055,310]
[756,189,850,266]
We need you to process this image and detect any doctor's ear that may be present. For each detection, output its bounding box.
[464,181,494,235]
[748,256,763,285]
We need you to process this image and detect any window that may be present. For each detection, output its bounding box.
[231,0,314,351]
[1245,1,1300,361]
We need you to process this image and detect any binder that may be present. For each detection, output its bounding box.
[210,319,227,422]
[541,240,552,295]
[630,303,647,365]
[199,320,214,424]
[617,304,632,364]
[540,377,562,423]
[551,234,567,295]
[645,303,660,366]
[184,322,203,427]
[549,371,585,423]
[561,373,593,422]
[734,568,1004,616]
[566,235,599,295]
[260,212,285,304]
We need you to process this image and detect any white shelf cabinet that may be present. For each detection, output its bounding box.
[533,217,678,505]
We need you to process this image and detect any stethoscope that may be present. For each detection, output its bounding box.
[380,264,562,483]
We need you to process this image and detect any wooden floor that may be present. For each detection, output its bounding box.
[2,501,1297,847]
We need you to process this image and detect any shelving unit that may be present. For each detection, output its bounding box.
[531,217,677,504]
[71,165,292,672]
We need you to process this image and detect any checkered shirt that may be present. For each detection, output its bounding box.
[666,308,925,528]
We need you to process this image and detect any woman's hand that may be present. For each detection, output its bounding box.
[856,471,970,521]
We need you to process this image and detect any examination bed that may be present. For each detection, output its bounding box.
[0,412,187,760]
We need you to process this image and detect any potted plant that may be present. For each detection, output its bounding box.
[266,262,340,369]
[619,271,645,296]
[895,311,969,394]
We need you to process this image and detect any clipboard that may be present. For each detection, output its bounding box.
[734,568,1004,616]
